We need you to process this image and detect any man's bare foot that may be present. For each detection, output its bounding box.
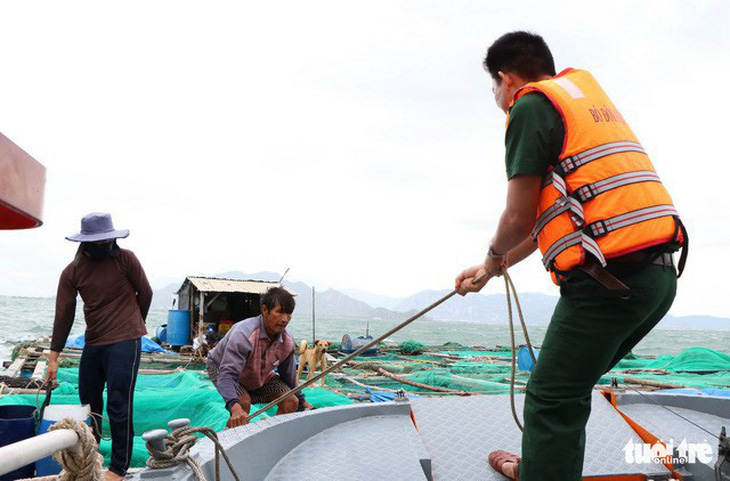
[104,470,124,480]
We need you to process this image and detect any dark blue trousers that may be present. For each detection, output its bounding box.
[79,337,141,476]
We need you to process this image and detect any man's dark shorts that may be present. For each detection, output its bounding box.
[207,365,290,404]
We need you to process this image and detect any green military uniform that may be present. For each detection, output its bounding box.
[506,93,678,481]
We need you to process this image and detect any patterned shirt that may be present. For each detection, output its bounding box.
[207,315,304,410]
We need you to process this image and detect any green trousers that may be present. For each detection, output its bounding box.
[518,264,677,481]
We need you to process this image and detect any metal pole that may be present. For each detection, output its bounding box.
[0,429,79,476]
[278,267,290,285]
[198,291,205,345]
[312,286,316,342]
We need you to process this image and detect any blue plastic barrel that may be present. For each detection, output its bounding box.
[0,405,37,480]
[517,346,540,371]
[35,405,91,476]
[167,310,191,346]
[156,324,168,343]
[340,334,378,356]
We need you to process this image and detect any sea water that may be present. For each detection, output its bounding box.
[1,295,729,364]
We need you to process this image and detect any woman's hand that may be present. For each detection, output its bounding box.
[44,353,60,385]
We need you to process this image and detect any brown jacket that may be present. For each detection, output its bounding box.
[51,248,151,351]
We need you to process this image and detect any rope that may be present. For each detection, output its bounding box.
[246,268,538,432]
[145,425,241,481]
[503,270,538,432]
[625,386,721,441]
[87,412,113,442]
[502,267,727,444]
[35,383,112,442]
[48,418,104,481]
[247,289,459,420]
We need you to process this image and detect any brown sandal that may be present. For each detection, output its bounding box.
[488,450,521,480]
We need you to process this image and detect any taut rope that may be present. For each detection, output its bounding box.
[247,288,460,420]
[249,268,537,433]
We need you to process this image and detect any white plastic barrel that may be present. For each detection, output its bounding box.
[35,404,92,476]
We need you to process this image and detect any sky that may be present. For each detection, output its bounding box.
[1,1,729,318]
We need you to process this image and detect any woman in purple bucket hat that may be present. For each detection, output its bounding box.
[45,212,152,480]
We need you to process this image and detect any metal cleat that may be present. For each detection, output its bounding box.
[168,418,191,430]
[142,429,169,452]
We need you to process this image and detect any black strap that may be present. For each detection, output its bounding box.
[675,217,688,278]
[577,259,632,299]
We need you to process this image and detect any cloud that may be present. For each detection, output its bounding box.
[0,0,728,318]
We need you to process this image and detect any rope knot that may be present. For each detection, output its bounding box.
[48,417,104,481]
[145,425,240,481]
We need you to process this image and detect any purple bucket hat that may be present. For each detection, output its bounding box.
[65,212,130,242]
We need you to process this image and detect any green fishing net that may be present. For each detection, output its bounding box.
[0,368,352,468]
[2,346,728,469]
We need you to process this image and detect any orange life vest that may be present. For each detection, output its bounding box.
[509,69,683,284]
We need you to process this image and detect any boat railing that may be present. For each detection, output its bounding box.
[0,428,80,477]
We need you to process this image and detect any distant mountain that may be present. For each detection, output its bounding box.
[151,282,179,310]
[339,288,403,310]
[219,271,281,282]
[150,273,730,330]
[285,283,423,322]
[394,289,558,324]
[151,271,412,321]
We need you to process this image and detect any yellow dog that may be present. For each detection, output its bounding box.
[297,339,331,387]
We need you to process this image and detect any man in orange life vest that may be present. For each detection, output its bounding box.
[456,32,686,481]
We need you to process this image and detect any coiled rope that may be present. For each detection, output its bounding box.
[48,418,104,481]
[145,425,241,481]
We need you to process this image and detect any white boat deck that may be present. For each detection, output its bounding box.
[409,391,670,480]
[131,391,729,481]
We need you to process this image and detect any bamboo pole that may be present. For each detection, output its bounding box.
[329,373,401,393]
[623,376,688,390]
[376,368,471,395]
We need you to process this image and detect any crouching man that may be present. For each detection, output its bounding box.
[207,287,313,428]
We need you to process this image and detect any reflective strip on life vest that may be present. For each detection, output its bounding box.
[574,171,661,202]
[586,204,679,238]
[542,230,606,269]
[552,77,585,99]
[533,171,660,239]
[556,141,646,176]
[532,196,584,240]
